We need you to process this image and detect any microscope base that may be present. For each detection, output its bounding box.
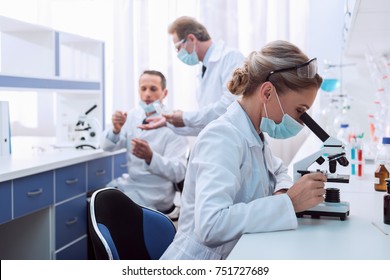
[75,141,99,149]
[296,201,350,221]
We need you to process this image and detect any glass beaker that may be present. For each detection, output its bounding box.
[320,60,341,93]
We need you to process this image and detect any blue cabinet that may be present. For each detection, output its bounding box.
[55,237,88,260]
[55,195,87,250]
[13,171,54,219]
[0,181,12,224]
[113,152,127,178]
[55,163,86,202]
[87,157,112,191]
[0,153,120,259]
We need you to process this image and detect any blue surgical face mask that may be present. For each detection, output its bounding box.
[260,91,304,139]
[177,41,199,66]
[139,100,161,115]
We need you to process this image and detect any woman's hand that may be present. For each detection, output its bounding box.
[287,172,327,213]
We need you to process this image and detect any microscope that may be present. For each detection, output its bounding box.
[293,112,350,220]
[74,105,101,149]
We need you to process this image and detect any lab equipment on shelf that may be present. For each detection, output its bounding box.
[320,60,342,93]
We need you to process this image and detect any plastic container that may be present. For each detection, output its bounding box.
[337,123,350,145]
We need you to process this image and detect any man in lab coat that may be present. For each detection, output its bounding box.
[100,70,188,216]
[139,16,244,136]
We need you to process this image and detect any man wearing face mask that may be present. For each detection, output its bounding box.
[100,70,188,216]
[161,41,326,260]
[139,16,244,136]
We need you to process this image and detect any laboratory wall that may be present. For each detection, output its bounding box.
[1,0,381,164]
[307,0,375,144]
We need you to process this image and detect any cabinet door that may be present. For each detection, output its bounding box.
[55,195,87,250]
[87,157,112,191]
[55,236,88,260]
[113,152,128,178]
[0,181,12,224]
[13,171,54,219]
[55,162,86,202]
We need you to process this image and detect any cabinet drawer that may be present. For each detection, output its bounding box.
[55,236,88,260]
[0,181,12,224]
[87,157,112,191]
[13,171,54,219]
[55,163,86,202]
[55,195,87,249]
[113,152,128,178]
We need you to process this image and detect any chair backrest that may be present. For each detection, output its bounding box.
[88,187,176,260]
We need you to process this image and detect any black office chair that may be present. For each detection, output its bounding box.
[88,187,176,260]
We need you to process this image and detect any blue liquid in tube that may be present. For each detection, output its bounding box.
[321,79,340,92]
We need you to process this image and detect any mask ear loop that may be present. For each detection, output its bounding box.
[191,40,196,54]
[263,104,269,118]
[274,90,285,115]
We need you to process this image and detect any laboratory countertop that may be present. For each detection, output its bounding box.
[227,134,390,260]
[0,137,125,182]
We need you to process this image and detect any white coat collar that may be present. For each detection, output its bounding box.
[224,101,265,148]
[208,40,226,63]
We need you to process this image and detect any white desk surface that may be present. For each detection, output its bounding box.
[228,135,390,260]
[0,137,124,182]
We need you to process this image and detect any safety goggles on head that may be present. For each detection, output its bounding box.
[265,58,317,81]
[174,39,187,52]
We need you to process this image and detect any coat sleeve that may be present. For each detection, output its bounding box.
[166,124,203,137]
[100,129,126,152]
[144,133,188,183]
[191,124,297,247]
[182,51,244,129]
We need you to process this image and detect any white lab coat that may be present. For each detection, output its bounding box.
[100,107,188,212]
[161,101,298,260]
[169,40,244,136]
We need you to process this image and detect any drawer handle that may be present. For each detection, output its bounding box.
[65,178,79,185]
[120,163,128,168]
[96,170,106,176]
[27,188,43,197]
[66,217,78,226]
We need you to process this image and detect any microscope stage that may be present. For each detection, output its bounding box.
[325,174,350,183]
[297,170,350,183]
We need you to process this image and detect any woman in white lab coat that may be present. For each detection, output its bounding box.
[160,40,326,260]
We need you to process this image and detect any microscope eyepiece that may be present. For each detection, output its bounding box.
[299,112,330,142]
